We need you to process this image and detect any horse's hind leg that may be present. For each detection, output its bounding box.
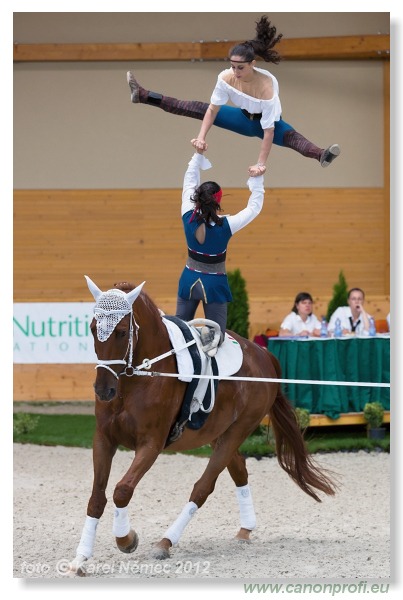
[226,450,256,543]
[153,426,255,559]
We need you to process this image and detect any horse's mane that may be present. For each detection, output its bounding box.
[113,281,137,293]
[113,281,161,319]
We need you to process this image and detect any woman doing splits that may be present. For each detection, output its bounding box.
[127,15,340,177]
[176,148,265,351]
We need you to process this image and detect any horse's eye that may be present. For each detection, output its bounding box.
[115,330,126,338]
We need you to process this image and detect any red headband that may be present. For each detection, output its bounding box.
[189,189,222,223]
[213,189,222,203]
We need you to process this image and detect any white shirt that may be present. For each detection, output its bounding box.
[328,306,372,335]
[181,153,265,234]
[280,312,321,335]
[210,67,282,130]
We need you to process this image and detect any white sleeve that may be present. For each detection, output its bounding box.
[227,176,265,234]
[181,153,212,216]
[210,75,229,106]
[280,313,294,331]
[260,96,282,130]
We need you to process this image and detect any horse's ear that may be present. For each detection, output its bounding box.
[85,275,103,301]
[126,281,146,306]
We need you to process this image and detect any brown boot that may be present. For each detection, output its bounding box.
[127,71,208,120]
[283,130,340,166]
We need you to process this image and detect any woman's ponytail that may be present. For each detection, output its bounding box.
[229,15,283,64]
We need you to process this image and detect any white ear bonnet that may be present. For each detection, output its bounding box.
[85,276,145,342]
[93,289,133,342]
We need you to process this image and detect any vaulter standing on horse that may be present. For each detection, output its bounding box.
[127,15,340,177]
[176,148,264,352]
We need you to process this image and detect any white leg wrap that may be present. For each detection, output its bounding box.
[164,501,198,546]
[112,505,131,537]
[76,515,99,559]
[236,485,256,530]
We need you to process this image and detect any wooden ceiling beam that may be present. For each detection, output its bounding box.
[13,34,390,63]
[277,34,390,60]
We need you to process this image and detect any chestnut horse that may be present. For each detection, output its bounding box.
[70,277,335,574]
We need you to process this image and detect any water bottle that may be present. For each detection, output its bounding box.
[320,317,328,338]
[334,318,342,338]
[369,317,376,337]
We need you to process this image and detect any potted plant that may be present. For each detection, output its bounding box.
[227,269,249,338]
[295,407,310,431]
[326,270,348,321]
[363,402,385,439]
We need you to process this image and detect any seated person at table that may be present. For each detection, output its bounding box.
[328,287,371,335]
[279,292,321,337]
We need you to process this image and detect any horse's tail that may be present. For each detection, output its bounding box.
[268,358,337,502]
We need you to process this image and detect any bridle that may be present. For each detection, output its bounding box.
[88,278,213,383]
[94,309,199,381]
[95,309,140,380]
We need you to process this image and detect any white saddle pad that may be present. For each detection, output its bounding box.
[162,317,243,382]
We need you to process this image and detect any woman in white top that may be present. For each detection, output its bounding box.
[127,16,340,177]
[279,292,321,337]
[328,288,371,336]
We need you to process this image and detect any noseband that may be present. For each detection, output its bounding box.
[95,311,139,379]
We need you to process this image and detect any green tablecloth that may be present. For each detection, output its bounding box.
[267,336,390,419]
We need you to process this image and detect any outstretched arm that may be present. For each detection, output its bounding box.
[227,175,265,235]
[181,150,212,216]
[191,104,221,151]
[248,128,274,177]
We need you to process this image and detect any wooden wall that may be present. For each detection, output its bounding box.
[14,187,388,303]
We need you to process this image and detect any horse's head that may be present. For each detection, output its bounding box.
[85,275,145,402]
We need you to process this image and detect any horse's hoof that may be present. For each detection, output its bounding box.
[152,538,171,560]
[68,555,87,577]
[116,529,139,553]
[152,546,170,560]
[66,566,86,578]
[235,528,252,543]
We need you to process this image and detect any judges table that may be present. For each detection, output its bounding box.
[267,335,390,419]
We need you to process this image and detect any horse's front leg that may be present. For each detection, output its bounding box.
[112,445,160,554]
[69,432,117,576]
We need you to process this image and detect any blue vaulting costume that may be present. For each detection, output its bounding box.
[175,152,265,333]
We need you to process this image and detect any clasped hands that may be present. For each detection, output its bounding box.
[191,139,266,177]
[248,164,266,177]
[191,138,208,152]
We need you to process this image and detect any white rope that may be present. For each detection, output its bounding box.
[132,369,390,388]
